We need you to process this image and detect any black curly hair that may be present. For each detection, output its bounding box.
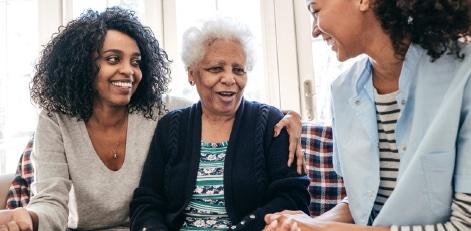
[373,0,471,61]
[30,7,170,121]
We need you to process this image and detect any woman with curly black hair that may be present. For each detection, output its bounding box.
[265,0,471,230]
[0,7,191,231]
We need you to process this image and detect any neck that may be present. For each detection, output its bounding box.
[365,29,410,94]
[202,111,235,125]
[88,105,128,128]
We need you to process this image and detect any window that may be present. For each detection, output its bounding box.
[1,0,344,174]
[0,0,39,174]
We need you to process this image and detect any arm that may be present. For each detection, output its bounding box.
[130,117,169,230]
[274,110,304,174]
[243,109,310,230]
[25,112,71,230]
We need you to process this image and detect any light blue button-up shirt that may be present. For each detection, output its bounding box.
[331,43,471,226]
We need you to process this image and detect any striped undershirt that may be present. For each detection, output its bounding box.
[180,141,231,231]
[372,89,400,219]
[373,89,471,230]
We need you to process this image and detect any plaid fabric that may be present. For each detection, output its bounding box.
[302,123,346,217]
[5,136,34,209]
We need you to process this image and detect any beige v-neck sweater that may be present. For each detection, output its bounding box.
[27,96,190,231]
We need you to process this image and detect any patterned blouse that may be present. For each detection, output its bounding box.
[180,141,231,231]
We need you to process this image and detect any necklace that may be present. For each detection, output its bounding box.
[111,114,128,160]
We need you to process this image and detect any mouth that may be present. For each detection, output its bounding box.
[217,91,237,97]
[111,80,133,89]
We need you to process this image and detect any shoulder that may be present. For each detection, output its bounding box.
[242,100,283,122]
[158,103,194,127]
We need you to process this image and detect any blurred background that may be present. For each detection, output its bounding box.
[0,0,360,174]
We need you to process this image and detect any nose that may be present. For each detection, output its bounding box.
[119,63,135,78]
[312,19,322,38]
[220,72,236,85]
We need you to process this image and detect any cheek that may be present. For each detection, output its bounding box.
[237,78,247,90]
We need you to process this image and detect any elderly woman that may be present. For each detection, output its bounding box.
[264,0,471,230]
[130,17,310,231]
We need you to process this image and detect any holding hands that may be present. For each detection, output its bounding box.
[0,208,33,231]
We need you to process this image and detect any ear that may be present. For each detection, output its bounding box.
[358,0,371,12]
[188,67,195,83]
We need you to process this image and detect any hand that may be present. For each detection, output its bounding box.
[275,110,305,174]
[264,210,323,231]
[0,208,33,231]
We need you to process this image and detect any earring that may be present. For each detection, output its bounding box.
[189,80,194,85]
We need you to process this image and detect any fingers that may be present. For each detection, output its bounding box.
[295,143,305,174]
[288,135,297,167]
[7,221,20,231]
[265,211,306,231]
[273,118,288,137]
[10,209,32,231]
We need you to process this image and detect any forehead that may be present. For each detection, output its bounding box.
[102,30,140,52]
[202,39,245,62]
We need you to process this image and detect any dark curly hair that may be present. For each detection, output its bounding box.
[373,0,471,61]
[30,7,170,121]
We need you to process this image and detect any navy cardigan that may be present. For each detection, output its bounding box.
[130,100,309,231]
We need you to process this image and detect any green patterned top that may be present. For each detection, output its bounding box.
[180,141,231,231]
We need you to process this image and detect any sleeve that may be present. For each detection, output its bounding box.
[330,94,343,177]
[241,108,310,230]
[454,75,471,193]
[130,115,170,231]
[391,193,471,231]
[26,111,71,230]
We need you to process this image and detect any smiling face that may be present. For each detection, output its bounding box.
[188,39,247,117]
[94,29,142,109]
[307,0,369,61]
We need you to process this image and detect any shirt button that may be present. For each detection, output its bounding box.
[400,145,407,152]
[249,214,255,219]
[354,99,361,105]
[367,190,375,199]
[401,99,406,105]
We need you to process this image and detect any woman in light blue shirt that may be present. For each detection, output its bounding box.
[264,0,471,230]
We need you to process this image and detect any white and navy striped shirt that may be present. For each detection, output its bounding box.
[373,89,471,231]
[372,89,401,219]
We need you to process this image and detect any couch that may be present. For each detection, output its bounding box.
[0,123,345,216]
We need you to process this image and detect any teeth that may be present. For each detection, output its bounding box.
[112,81,132,88]
[219,92,235,96]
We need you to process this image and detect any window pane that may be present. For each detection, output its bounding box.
[0,0,38,174]
[311,37,362,123]
[171,0,268,103]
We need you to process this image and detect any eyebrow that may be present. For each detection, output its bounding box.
[102,49,141,56]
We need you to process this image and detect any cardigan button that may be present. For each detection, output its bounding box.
[231,225,237,230]
[249,214,256,219]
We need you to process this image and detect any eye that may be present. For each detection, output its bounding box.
[308,4,319,18]
[206,66,224,73]
[233,67,246,76]
[106,55,120,64]
[131,57,141,67]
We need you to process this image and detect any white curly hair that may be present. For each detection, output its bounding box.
[181,16,255,71]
